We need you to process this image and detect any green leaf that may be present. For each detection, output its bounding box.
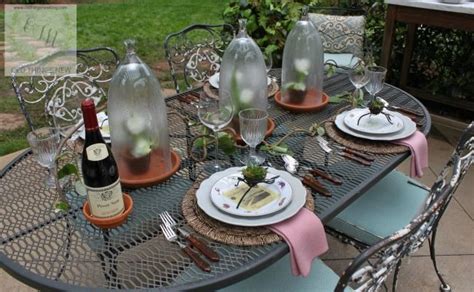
[54,200,70,213]
[317,127,325,136]
[57,163,79,179]
[329,91,351,104]
[217,133,236,155]
[260,143,292,155]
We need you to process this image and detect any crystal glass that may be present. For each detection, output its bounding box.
[198,92,234,173]
[348,58,369,102]
[27,127,60,188]
[364,66,387,102]
[239,108,268,165]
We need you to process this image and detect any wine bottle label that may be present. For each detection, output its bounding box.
[86,143,109,161]
[86,179,125,218]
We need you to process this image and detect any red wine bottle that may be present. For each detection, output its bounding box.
[81,98,124,218]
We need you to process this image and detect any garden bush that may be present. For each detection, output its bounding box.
[223,0,473,102]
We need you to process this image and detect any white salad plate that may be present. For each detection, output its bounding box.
[335,110,416,141]
[196,167,307,227]
[343,108,404,135]
[210,171,292,217]
[209,73,271,89]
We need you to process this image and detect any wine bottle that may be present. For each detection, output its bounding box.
[81,98,125,218]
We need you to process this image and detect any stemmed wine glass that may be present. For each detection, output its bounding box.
[364,65,387,102]
[27,127,60,188]
[348,58,369,104]
[198,92,234,173]
[239,108,268,165]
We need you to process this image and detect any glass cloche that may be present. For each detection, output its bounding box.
[281,7,325,107]
[219,19,268,131]
[108,39,173,186]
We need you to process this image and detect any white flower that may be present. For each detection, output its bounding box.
[294,58,310,75]
[125,116,147,135]
[239,89,254,104]
[131,137,153,158]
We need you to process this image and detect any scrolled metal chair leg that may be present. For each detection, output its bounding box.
[391,258,402,292]
[429,222,451,292]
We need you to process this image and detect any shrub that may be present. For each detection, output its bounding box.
[223,0,473,101]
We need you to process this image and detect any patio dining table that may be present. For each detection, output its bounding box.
[0,69,431,291]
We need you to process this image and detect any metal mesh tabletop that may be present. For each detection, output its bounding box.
[0,70,430,290]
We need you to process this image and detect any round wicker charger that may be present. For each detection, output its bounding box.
[203,80,279,100]
[182,180,314,246]
[324,121,409,154]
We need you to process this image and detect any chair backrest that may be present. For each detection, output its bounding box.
[11,47,119,133]
[308,5,366,56]
[163,23,234,93]
[335,122,473,291]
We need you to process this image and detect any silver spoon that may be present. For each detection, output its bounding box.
[281,154,299,174]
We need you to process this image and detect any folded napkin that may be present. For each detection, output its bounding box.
[269,208,328,277]
[393,130,429,178]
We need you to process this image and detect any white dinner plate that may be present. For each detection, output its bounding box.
[344,108,404,135]
[209,73,271,89]
[335,110,416,141]
[210,171,292,217]
[196,167,307,227]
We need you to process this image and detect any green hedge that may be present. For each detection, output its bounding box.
[223,0,473,101]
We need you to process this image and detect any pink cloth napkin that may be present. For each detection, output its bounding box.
[269,208,328,277]
[393,130,429,178]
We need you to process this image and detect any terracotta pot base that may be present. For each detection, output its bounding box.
[83,193,133,229]
[275,90,329,113]
[120,150,181,188]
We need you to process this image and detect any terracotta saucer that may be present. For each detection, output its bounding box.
[83,193,133,229]
[120,150,181,188]
[234,118,276,145]
[274,90,329,113]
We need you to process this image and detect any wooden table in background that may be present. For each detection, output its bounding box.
[381,0,474,112]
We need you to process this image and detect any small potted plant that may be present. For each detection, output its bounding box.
[283,58,310,104]
[123,115,153,174]
[357,97,394,125]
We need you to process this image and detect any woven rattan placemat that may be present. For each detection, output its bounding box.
[182,180,314,246]
[203,80,279,100]
[324,121,409,154]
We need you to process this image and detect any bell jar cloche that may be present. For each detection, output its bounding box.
[108,39,179,188]
[278,6,327,112]
[219,19,269,132]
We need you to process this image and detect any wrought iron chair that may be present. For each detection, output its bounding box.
[326,122,473,291]
[308,4,380,69]
[11,47,120,134]
[219,123,472,292]
[163,23,234,93]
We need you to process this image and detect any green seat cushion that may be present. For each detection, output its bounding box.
[219,255,352,292]
[324,53,360,69]
[328,170,429,245]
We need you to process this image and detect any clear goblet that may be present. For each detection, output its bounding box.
[348,59,369,104]
[26,127,60,188]
[364,65,387,102]
[198,92,234,173]
[239,108,268,165]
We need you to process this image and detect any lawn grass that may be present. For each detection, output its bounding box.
[0,0,228,156]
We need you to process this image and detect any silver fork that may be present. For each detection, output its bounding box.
[159,211,220,262]
[160,224,211,272]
